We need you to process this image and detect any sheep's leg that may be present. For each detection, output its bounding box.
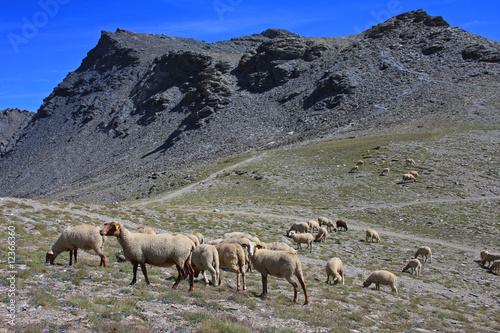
[131,263,139,285]
[140,263,150,285]
[95,248,107,268]
[325,274,330,284]
[241,269,246,291]
[69,250,73,266]
[172,264,183,289]
[185,258,195,291]
[206,266,216,286]
[259,274,269,299]
[74,249,78,264]
[296,272,309,305]
[288,278,299,303]
[375,282,380,290]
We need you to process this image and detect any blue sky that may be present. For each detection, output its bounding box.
[1,0,499,112]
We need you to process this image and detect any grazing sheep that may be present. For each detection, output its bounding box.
[480,250,489,261]
[314,227,328,243]
[100,222,195,290]
[265,242,297,254]
[482,252,500,268]
[325,257,344,285]
[489,260,500,274]
[292,233,315,253]
[363,270,398,293]
[336,220,348,231]
[286,222,309,236]
[380,168,390,176]
[186,231,204,244]
[405,158,416,166]
[222,236,255,272]
[137,227,156,234]
[357,160,364,166]
[409,170,419,178]
[318,216,337,232]
[46,225,107,268]
[207,238,224,245]
[307,220,320,232]
[365,229,381,243]
[349,165,359,173]
[191,244,219,286]
[184,234,201,247]
[245,241,309,305]
[215,242,246,291]
[402,173,417,182]
[414,246,432,263]
[402,259,422,276]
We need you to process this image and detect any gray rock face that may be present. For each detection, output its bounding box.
[0,9,499,203]
[0,108,33,157]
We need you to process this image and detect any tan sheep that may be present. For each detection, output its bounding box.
[357,160,364,166]
[184,233,201,247]
[414,246,432,263]
[489,260,500,274]
[380,168,390,176]
[405,158,416,166]
[402,173,416,182]
[481,252,500,268]
[191,244,219,286]
[363,270,398,293]
[245,241,309,305]
[314,227,328,243]
[307,220,320,232]
[222,236,255,272]
[100,222,195,290]
[480,250,489,261]
[286,222,309,236]
[409,170,419,178]
[402,258,422,276]
[349,165,359,173]
[318,216,337,232]
[215,242,247,291]
[186,231,204,244]
[265,242,297,254]
[292,233,315,253]
[223,232,261,245]
[46,225,107,268]
[325,257,344,285]
[365,228,381,243]
[137,227,156,234]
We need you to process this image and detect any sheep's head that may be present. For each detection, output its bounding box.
[45,250,55,264]
[362,280,371,288]
[100,222,122,237]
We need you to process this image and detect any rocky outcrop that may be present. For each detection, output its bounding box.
[0,108,33,157]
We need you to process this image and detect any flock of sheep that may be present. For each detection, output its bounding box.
[348,157,420,183]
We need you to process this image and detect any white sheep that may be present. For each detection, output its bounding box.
[223,232,261,244]
[215,242,247,291]
[349,165,359,173]
[402,258,422,276]
[314,227,328,243]
[480,250,489,261]
[245,241,309,305]
[405,158,416,166]
[325,257,344,285]
[365,229,381,243]
[186,231,204,244]
[191,244,220,286]
[184,233,201,247]
[489,260,500,274]
[307,220,320,232]
[482,252,500,268]
[292,233,315,253]
[222,236,255,272]
[409,170,419,178]
[380,168,390,176]
[46,225,107,267]
[206,238,224,245]
[414,246,432,263]
[265,242,297,254]
[402,173,416,182]
[100,222,195,290]
[137,227,156,234]
[363,270,398,293]
[318,217,337,232]
[286,222,309,236]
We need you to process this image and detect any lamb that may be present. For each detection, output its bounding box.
[137,227,156,234]
[336,220,348,231]
[481,252,500,268]
[365,229,381,243]
[314,227,328,243]
[380,168,390,176]
[215,242,247,291]
[292,233,315,253]
[191,244,220,286]
[100,222,195,290]
[349,165,359,173]
[245,241,309,305]
[46,225,107,267]
[325,257,344,285]
[489,260,500,274]
[405,158,416,166]
[414,246,432,263]
[363,270,398,293]
[265,242,297,254]
[307,220,320,232]
[402,258,422,276]
[402,173,416,182]
[286,222,309,236]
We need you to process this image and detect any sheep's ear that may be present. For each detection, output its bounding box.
[241,243,248,249]
[256,244,263,249]
[115,223,120,230]
[47,250,53,255]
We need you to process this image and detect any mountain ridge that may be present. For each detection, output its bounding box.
[1,9,499,203]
